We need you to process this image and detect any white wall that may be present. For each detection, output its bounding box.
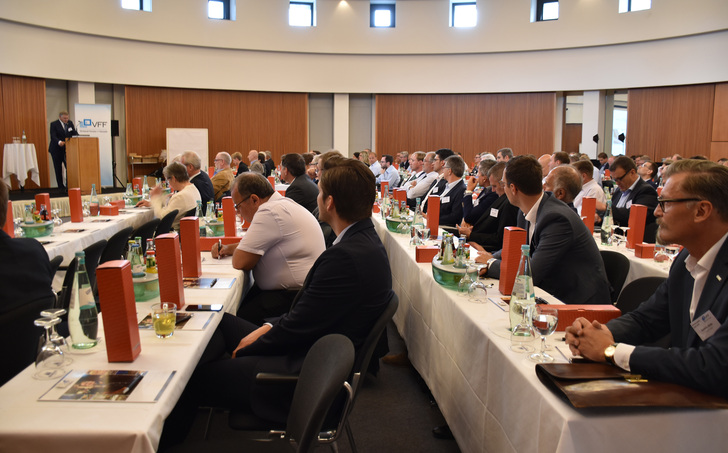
[1,0,726,94]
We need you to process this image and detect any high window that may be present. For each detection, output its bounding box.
[536,0,559,21]
[371,3,396,28]
[619,0,651,13]
[451,2,477,28]
[290,1,315,27]
[121,0,151,12]
[208,0,235,20]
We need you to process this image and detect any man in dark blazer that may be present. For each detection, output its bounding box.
[610,156,658,242]
[430,155,466,227]
[160,158,392,446]
[461,160,498,225]
[461,162,519,252]
[480,156,611,305]
[0,181,55,384]
[280,153,319,213]
[180,151,214,215]
[566,160,728,399]
[48,111,78,190]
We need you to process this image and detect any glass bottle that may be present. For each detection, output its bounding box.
[21,129,27,144]
[145,249,158,274]
[68,251,99,349]
[89,184,100,216]
[127,240,145,277]
[146,238,155,252]
[142,177,150,200]
[441,234,455,265]
[510,244,536,334]
[601,200,613,245]
[24,204,34,224]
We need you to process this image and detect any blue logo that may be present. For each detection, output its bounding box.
[82,119,92,126]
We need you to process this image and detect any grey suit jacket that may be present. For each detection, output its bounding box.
[607,238,728,398]
[487,192,611,305]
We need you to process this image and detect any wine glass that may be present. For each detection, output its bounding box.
[33,317,67,380]
[40,308,73,366]
[14,218,24,237]
[529,306,559,363]
[665,244,680,263]
[457,265,475,296]
[510,303,535,353]
[82,201,91,217]
[465,264,488,303]
[418,226,431,245]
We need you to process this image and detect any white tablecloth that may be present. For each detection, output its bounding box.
[373,215,727,453]
[594,233,670,285]
[3,143,40,186]
[0,253,246,453]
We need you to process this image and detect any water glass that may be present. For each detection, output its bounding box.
[529,306,559,363]
[152,303,177,339]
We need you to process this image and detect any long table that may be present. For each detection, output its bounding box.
[373,216,727,453]
[594,233,669,285]
[0,252,246,453]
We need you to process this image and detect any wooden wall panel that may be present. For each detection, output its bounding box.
[712,82,728,143]
[563,124,582,154]
[376,92,555,167]
[0,75,48,189]
[125,86,308,173]
[626,84,715,161]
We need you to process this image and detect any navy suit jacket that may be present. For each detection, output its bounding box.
[487,193,611,305]
[607,238,728,399]
[237,218,392,421]
[48,119,78,157]
[437,179,466,227]
[190,171,214,215]
[611,178,658,242]
[285,175,319,213]
[0,230,55,314]
[462,188,498,225]
[468,193,519,252]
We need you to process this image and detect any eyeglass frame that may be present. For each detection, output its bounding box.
[611,168,634,183]
[656,197,703,212]
[234,195,252,211]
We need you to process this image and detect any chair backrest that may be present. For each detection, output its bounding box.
[49,255,64,279]
[615,276,666,314]
[599,250,630,302]
[155,209,179,237]
[83,239,108,302]
[130,218,160,254]
[100,226,133,264]
[183,207,197,218]
[285,334,354,453]
[56,257,78,311]
[1,296,54,386]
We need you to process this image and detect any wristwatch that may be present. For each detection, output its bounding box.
[604,343,619,365]
[484,257,497,273]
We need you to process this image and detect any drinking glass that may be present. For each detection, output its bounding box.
[40,308,73,366]
[654,243,669,265]
[665,244,680,263]
[33,317,67,380]
[152,303,177,339]
[51,208,63,227]
[82,201,91,217]
[510,304,535,353]
[418,227,431,245]
[14,218,24,237]
[457,266,475,296]
[529,306,559,363]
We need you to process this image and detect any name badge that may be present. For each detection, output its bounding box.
[441,196,450,203]
[626,200,633,209]
[473,198,480,207]
[690,310,720,341]
[432,187,439,194]
[490,208,499,217]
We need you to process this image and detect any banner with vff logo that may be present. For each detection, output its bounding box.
[75,103,113,187]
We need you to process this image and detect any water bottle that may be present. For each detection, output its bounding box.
[510,244,536,334]
[68,251,99,349]
[601,200,613,245]
[89,184,100,216]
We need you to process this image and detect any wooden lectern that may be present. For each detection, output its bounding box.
[66,137,100,195]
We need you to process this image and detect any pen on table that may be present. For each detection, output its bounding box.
[122,373,145,394]
[555,345,571,363]
[217,239,222,260]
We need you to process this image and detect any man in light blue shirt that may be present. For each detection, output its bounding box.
[376,154,400,191]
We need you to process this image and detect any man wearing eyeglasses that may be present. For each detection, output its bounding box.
[566,159,728,399]
[609,155,658,242]
[213,172,325,325]
[211,152,235,202]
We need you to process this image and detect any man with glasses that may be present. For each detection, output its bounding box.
[280,153,318,213]
[212,172,324,325]
[609,155,658,242]
[566,159,728,399]
[405,151,438,208]
[428,155,467,227]
[211,152,235,202]
[422,148,455,211]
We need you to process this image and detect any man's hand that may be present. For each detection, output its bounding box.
[211,242,229,258]
[232,324,272,357]
[136,200,151,208]
[457,222,472,238]
[466,176,477,192]
[564,317,615,361]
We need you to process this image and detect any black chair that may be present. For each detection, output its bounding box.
[600,250,630,302]
[56,239,107,310]
[615,277,666,314]
[227,293,399,453]
[49,255,64,280]
[130,218,160,254]
[155,209,178,237]
[170,334,355,453]
[100,226,134,264]
[183,207,197,218]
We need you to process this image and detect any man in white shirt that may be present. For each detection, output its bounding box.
[401,151,424,188]
[572,160,606,219]
[376,154,400,191]
[566,159,728,399]
[406,152,438,208]
[368,151,381,177]
[213,172,325,325]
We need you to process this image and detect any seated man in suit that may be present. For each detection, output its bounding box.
[461,159,497,225]
[459,162,519,252]
[161,158,392,447]
[212,172,325,325]
[478,156,611,305]
[609,155,658,242]
[543,165,582,212]
[0,181,56,385]
[428,155,466,227]
[566,159,728,399]
[405,151,438,209]
[180,151,213,215]
[231,152,248,175]
[211,152,235,201]
[280,153,318,213]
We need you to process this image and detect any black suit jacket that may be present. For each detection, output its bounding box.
[462,188,498,225]
[611,178,658,242]
[237,161,249,174]
[190,171,214,215]
[468,194,519,252]
[488,193,611,305]
[285,175,319,213]
[264,159,275,176]
[608,238,728,399]
[237,218,392,420]
[437,179,466,227]
[48,119,78,157]
[0,231,55,313]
